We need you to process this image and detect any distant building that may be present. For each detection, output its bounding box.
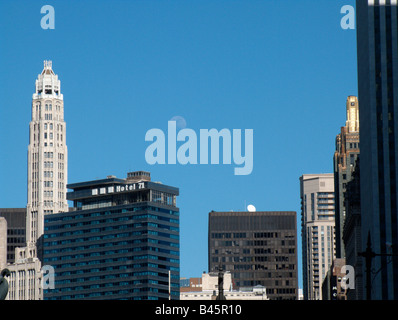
[298,288,304,300]
[5,252,43,300]
[0,208,26,265]
[321,258,347,300]
[180,277,202,292]
[43,171,180,300]
[0,218,6,270]
[333,96,360,259]
[180,271,268,300]
[208,210,298,300]
[0,210,41,301]
[6,60,68,300]
[300,174,336,300]
[342,158,363,300]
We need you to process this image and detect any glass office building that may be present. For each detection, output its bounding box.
[356,0,398,299]
[208,210,298,300]
[42,171,180,300]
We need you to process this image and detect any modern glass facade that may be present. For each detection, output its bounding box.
[208,211,298,300]
[42,172,180,300]
[356,0,398,299]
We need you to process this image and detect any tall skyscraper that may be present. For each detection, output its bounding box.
[6,60,67,300]
[356,0,398,299]
[333,96,360,258]
[208,210,298,300]
[27,60,68,245]
[300,174,336,300]
[43,171,180,300]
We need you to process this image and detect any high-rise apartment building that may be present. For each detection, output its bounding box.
[208,210,298,300]
[300,174,336,300]
[43,171,180,300]
[356,0,398,299]
[333,96,360,258]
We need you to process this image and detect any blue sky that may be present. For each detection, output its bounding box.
[0,0,358,290]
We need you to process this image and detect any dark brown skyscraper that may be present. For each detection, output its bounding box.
[208,210,298,300]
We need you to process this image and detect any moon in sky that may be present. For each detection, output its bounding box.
[247,204,256,212]
[170,116,187,129]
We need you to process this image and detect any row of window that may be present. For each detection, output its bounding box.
[45,206,179,224]
[44,238,179,255]
[43,123,63,131]
[42,132,63,141]
[45,220,178,234]
[44,228,180,249]
[52,265,180,280]
[44,248,179,264]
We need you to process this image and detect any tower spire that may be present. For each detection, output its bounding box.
[345,96,359,133]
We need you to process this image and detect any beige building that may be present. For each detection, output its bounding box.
[0,218,6,270]
[6,61,67,300]
[300,174,336,300]
[180,272,268,300]
[27,60,68,244]
[6,255,42,300]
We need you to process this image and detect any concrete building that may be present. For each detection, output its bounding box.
[0,218,6,271]
[333,96,360,259]
[5,60,68,300]
[42,171,180,300]
[322,258,347,300]
[300,174,336,300]
[208,210,298,300]
[5,256,43,300]
[356,0,398,299]
[27,60,68,245]
[180,272,268,300]
[0,208,26,265]
[180,277,202,292]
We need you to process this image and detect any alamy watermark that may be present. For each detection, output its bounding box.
[145,121,254,175]
[340,264,355,290]
[340,5,355,30]
[40,5,55,30]
[39,4,356,31]
[41,265,55,290]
